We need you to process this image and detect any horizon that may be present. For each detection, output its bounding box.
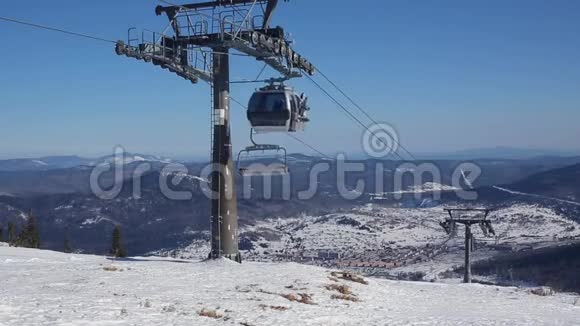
[1,145,579,161]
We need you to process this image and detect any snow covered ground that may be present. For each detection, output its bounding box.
[1,246,579,325]
[241,204,580,261]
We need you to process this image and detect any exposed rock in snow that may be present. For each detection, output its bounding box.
[530,286,555,297]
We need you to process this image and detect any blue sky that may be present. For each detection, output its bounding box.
[0,0,579,159]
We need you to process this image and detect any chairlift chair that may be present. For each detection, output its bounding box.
[236,130,289,176]
[440,220,457,236]
[479,220,496,237]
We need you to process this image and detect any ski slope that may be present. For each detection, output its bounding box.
[493,186,580,206]
[1,246,579,325]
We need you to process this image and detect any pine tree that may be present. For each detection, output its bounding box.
[0,225,3,242]
[7,222,16,246]
[18,215,40,249]
[111,225,127,258]
[63,233,72,253]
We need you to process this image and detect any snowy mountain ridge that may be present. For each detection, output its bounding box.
[168,204,580,260]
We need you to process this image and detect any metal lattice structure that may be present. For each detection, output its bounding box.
[116,0,314,84]
[115,0,315,263]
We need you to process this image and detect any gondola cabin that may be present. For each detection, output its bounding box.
[247,84,309,133]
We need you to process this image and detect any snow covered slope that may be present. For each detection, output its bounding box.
[238,205,579,259]
[1,247,579,325]
[156,203,580,283]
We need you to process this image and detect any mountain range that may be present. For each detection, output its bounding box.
[0,152,579,257]
[0,153,175,172]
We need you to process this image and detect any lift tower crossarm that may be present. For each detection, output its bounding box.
[157,1,315,78]
[156,0,270,14]
[115,41,212,83]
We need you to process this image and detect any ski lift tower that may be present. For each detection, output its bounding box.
[440,208,495,283]
[115,0,315,263]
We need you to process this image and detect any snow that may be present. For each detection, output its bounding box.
[0,246,579,326]
[370,183,459,199]
[81,216,117,226]
[54,205,73,211]
[152,238,211,259]
[160,203,580,286]
[81,217,102,225]
[489,204,580,243]
[395,182,460,194]
[164,172,209,184]
[224,204,580,264]
[94,154,174,167]
[493,186,580,206]
[31,160,48,166]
